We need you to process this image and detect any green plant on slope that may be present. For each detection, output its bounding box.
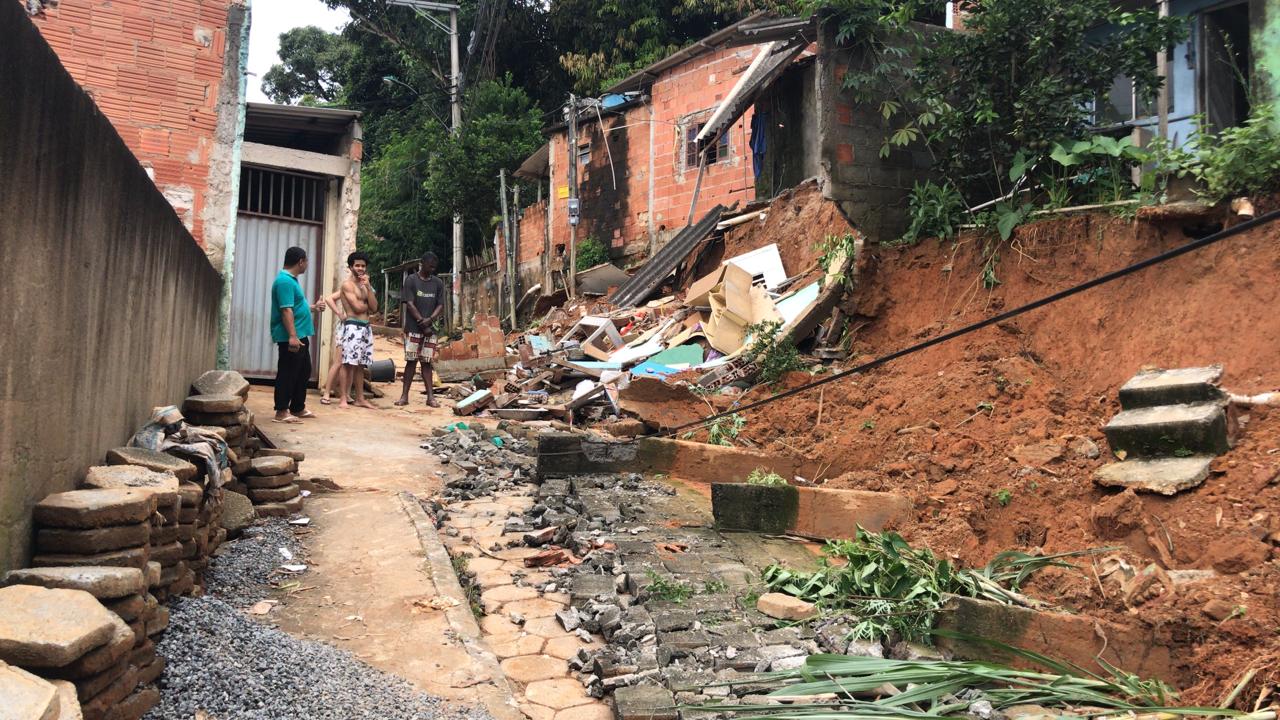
[747,468,788,486]
[895,181,967,246]
[762,529,1109,642]
[993,488,1013,507]
[816,233,859,285]
[745,321,805,384]
[707,413,746,447]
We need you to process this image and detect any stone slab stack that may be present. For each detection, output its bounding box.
[81,465,186,602]
[0,583,159,720]
[185,370,253,455]
[31,489,155,573]
[240,453,305,517]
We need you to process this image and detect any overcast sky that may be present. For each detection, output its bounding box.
[246,0,351,103]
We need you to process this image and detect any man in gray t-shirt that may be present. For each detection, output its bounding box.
[396,252,446,407]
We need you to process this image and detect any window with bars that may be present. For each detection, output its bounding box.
[238,167,325,223]
[685,122,730,170]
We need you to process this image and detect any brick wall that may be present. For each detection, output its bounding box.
[435,314,506,361]
[527,45,764,268]
[24,0,240,248]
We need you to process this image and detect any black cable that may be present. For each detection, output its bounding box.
[662,209,1280,437]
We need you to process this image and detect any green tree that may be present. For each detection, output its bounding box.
[262,26,356,105]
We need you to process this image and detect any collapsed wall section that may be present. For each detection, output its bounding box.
[0,4,223,574]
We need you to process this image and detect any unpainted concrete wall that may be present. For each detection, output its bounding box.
[0,5,223,574]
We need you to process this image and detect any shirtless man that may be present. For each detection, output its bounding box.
[337,251,378,409]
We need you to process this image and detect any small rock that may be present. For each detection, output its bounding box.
[1201,599,1238,621]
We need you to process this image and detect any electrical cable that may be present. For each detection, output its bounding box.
[660,209,1280,437]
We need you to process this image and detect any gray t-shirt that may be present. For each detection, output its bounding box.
[401,273,445,334]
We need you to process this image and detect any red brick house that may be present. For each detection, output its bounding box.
[512,12,936,295]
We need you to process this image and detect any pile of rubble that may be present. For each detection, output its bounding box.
[440,195,861,432]
[427,424,917,717]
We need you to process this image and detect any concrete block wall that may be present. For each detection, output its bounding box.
[817,22,935,243]
[0,4,224,574]
[24,0,244,253]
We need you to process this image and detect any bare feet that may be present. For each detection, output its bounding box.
[394,397,409,406]
[337,401,350,409]
[355,400,376,409]
[425,399,440,408]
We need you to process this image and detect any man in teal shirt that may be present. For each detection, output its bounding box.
[270,246,318,422]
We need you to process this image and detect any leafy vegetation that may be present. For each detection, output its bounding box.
[745,321,805,384]
[575,236,610,271]
[1155,104,1280,203]
[762,529,1107,641]
[746,468,788,486]
[683,638,1243,720]
[816,233,858,285]
[706,413,746,446]
[993,488,1013,507]
[896,181,965,246]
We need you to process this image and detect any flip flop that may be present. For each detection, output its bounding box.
[271,416,302,424]
[319,397,333,405]
[295,410,318,419]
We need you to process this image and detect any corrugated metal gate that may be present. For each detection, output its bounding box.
[229,167,325,380]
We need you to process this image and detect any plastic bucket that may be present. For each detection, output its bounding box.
[368,358,396,383]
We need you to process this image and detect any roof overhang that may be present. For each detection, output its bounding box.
[695,39,809,152]
[244,102,362,154]
[515,143,551,180]
[603,13,815,95]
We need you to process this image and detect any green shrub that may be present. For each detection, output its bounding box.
[575,236,609,271]
[746,468,788,486]
[896,181,966,245]
[1158,104,1280,202]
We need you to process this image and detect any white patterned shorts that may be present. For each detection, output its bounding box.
[339,322,374,366]
[404,332,436,362]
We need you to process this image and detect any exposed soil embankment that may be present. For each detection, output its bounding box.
[689,210,1280,703]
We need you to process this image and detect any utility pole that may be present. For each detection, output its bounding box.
[566,93,579,297]
[510,184,519,327]
[386,0,464,329]
[498,168,511,325]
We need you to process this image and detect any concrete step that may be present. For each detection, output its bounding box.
[1103,401,1229,458]
[1094,455,1214,495]
[1118,366,1225,409]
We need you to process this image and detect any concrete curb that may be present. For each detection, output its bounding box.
[397,491,522,720]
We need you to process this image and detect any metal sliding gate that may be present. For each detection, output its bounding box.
[229,166,326,380]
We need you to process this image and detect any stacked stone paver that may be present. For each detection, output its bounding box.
[0,581,160,720]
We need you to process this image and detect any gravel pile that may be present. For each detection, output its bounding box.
[204,519,305,607]
[147,595,491,720]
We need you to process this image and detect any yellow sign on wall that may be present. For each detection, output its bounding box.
[556,185,570,199]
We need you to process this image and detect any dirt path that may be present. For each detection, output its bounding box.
[244,377,513,714]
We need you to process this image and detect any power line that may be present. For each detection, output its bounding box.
[661,209,1280,437]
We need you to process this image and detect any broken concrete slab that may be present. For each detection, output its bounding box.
[0,661,60,720]
[1103,402,1229,458]
[612,684,677,720]
[711,483,911,539]
[2,567,145,600]
[82,465,180,506]
[536,433,812,482]
[34,489,155,529]
[1118,366,1225,410]
[191,369,250,399]
[1094,455,1213,495]
[0,585,117,668]
[104,448,198,482]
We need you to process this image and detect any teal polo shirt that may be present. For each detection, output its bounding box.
[270,269,314,343]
